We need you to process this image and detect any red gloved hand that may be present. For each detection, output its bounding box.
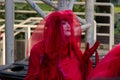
[83,41,100,62]
[81,41,100,80]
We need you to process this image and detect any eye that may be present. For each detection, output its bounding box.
[62,21,66,25]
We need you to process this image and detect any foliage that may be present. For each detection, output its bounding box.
[73,5,85,12]
[14,3,53,20]
[0,3,5,19]
[114,17,120,36]
[114,6,120,13]
[114,6,120,35]
[15,32,25,39]
[0,2,120,38]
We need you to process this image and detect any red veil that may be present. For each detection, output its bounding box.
[27,10,82,58]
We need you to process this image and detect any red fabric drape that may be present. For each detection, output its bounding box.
[87,44,120,80]
[25,10,83,80]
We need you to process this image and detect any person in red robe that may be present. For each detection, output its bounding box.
[24,9,100,80]
[24,10,83,80]
[87,44,120,80]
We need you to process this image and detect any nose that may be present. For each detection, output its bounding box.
[66,22,70,28]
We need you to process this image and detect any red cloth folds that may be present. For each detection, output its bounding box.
[87,44,120,80]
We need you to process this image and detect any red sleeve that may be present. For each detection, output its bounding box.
[24,42,43,80]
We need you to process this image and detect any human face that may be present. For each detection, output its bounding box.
[62,21,71,36]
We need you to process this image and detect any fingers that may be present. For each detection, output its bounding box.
[85,42,90,51]
[90,41,100,52]
[83,41,100,61]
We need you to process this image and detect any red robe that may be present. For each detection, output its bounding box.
[24,41,100,80]
[87,44,120,80]
[24,41,83,80]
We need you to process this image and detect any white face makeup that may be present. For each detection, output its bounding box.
[62,21,71,36]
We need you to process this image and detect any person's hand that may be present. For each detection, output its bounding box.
[81,41,100,80]
[83,41,100,62]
